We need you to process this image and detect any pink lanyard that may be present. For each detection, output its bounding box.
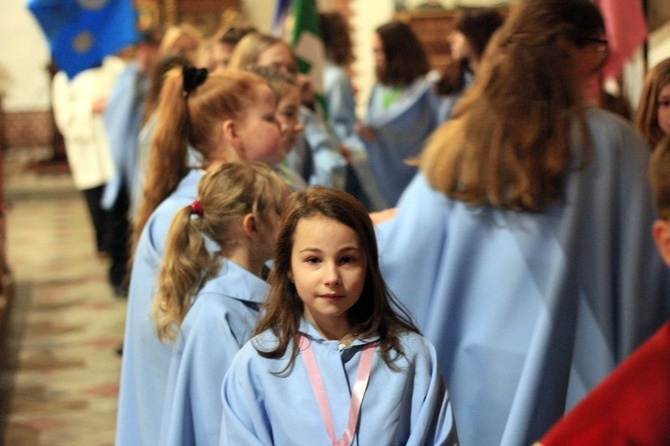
[298,334,377,446]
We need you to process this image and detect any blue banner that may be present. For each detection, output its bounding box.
[28,0,141,78]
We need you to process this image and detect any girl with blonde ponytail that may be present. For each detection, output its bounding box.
[155,162,286,446]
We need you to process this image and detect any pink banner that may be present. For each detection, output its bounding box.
[598,0,648,80]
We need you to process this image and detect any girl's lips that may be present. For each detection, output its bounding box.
[319,294,344,299]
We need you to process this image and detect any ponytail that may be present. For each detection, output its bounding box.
[134,68,191,247]
[152,205,221,342]
[152,162,287,343]
[133,69,267,249]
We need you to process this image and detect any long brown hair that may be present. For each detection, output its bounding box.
[319,12,354,66]
[650,136,670,219]
[422,0,604,211]
[133,69,266,245]
[152,162,286,342]
[375,21,429,87]
[636,57,670,149]
[253,187,418,373]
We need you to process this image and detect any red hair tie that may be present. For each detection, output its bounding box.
[190,200,203,216]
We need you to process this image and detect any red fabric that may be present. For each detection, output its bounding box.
[538,322,670,446]
[598,0,648,81]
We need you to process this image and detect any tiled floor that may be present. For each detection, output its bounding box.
[0,148,126,446]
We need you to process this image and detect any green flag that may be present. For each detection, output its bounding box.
[290,0,326,113]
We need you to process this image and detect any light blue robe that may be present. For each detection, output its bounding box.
[297,105,348,189]
[375,107,670,446]
[131,114,157,218]
[160,260,268,446]
[324,64,358,147]
[115,168,203,446]
[220,319,458,446]
[102,62,145,211]
[363,77,441,206]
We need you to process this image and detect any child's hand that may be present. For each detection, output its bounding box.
[92,97,107,114]
[297,74,314,106]
[339,146,353,165]
[370,207,397,225]
[356,123,375,141]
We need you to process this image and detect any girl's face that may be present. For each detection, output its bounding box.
[289,216,366,339]
[236,84,284,167]
[657,83,670,136]
[448,30,472,61]
[569,34,609,99]
[373,33,386,72]
[211,42,235,71]
[276,86,303,153]
[257,43,298,75]
[572,35,609,76]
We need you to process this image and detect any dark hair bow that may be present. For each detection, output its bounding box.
[182,66,208,95]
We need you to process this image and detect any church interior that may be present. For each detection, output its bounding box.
[0,0,669,444]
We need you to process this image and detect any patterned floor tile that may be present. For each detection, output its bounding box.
[1,150,126,445]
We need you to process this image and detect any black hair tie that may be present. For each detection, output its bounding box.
[183,66,208,95]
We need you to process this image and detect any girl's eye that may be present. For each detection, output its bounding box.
[658,100,670,108]
[282,110,297,120]
[281,106,298,119]
[340,255,356,265]
[305,257,320,264]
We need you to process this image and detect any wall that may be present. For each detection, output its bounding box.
[649,22,670,68]
[0,0,52,112]
[0,0,56,148]
[240,0,276,33]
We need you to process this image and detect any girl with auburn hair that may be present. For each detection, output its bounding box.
[156,162,287,446]
[375,0,670,445]
[220,187,458,445]
[636,57,670,149]
[134,69,283,240]
[116,68,283,446]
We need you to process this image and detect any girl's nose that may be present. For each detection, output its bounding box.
[324,264,341,286]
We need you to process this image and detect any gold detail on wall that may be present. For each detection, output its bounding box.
[133,0,241,35]
[135,0,161,30]
[164,0,177,25]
